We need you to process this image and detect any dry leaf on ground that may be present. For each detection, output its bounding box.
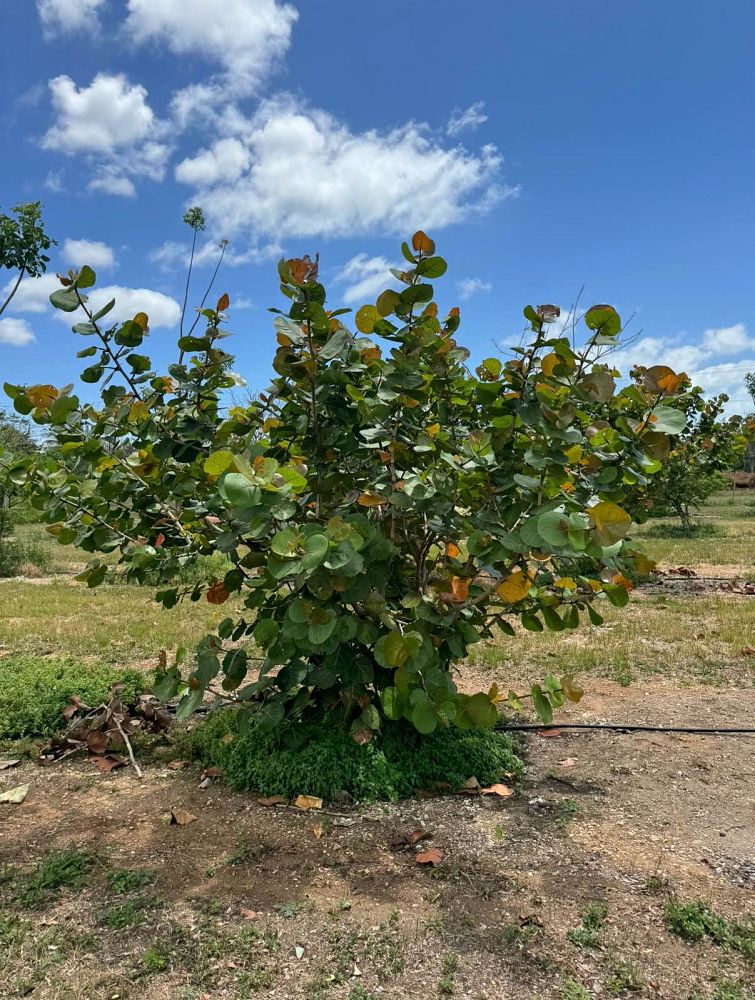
[294,795,323,811]
[557,758,578,768]
[93,755,126,773]
[406,828,433,845]
[257,795,288,807]
[170,807,198,826]
[0,784,29,804]
[0,759,20,770]
[481,783,513,797]
[416,848,442,865]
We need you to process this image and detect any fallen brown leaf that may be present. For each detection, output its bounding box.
[740,646,755,656]
[557,758,577,768]
[167,759,188,770]
[170,807,197,826]
[294,794,323,811]
[535,728,563,738]
[312,822,324,839]
[406,828,433,846]
[93,755,126,773]
[240,908,258,920]
[257,795,288,807]
[415,848,442,866]
[481,783,513,797]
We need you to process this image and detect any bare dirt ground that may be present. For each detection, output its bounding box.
[1,679,753,1000]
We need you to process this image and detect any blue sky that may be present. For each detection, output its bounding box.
[2,0,754,412]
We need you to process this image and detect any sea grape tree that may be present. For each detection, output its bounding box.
[4,231,688,738]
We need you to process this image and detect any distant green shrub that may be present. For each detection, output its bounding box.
[187,707,522,802]
[0,537,51,577]
[642,522,724,540]
[0,655,147,741]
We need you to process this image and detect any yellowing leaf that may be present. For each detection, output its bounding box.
[426,423,441,438]
[560,676,584,703]
[553,577,577,589]
[26,384,58,409]
[355,305,380,334]
[357,492,387,507]
[488,683,505,704]
[588,501,632,546]
[128,401,149,424]
[540,353,560,376]
[133,312,149,331]
[496,571,532,603]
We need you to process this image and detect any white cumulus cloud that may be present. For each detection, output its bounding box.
[335,255,397,305]
[126,0,297,101]
[41,73,170,196]
[0,318,36,347]
[37,0,105,39]
[702,323,754,355]
[63,239,116,269]
[42,73,155,155]
[174,138,250,186]
[175,96,509,240]
[2,274,180,330]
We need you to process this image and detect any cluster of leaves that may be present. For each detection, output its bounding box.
[40,689,170,772]
[5,229,690,739]
[630,383,748,528]
[0,201,56,318]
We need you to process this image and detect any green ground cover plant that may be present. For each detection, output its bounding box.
[0,655,145,741]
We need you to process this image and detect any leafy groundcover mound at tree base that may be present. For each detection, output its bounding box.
[0,655,146,742]
[187,708,523,802]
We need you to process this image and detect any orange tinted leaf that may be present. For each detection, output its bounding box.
[450,577,470,602]
[446,542,461,559]
[411,230,435,255]
[294,794,323,811]
[216,292,230,312]
[357,492,388,507]
[26,384,58,409]
[206,581,230,605]
[415,848,442,865]
[481,783,513,797]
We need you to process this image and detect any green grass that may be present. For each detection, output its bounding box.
[641,522,725,540]
[0,580,236,663]
[19,849,97,908]
[567,902,608,949]
[0,654,146,742]
[664,899,754,960]
[188,708,522,801]
[106,868,156,894]
[100,896,161,929]
[562,981,592,1000]
[471,592,755,688]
